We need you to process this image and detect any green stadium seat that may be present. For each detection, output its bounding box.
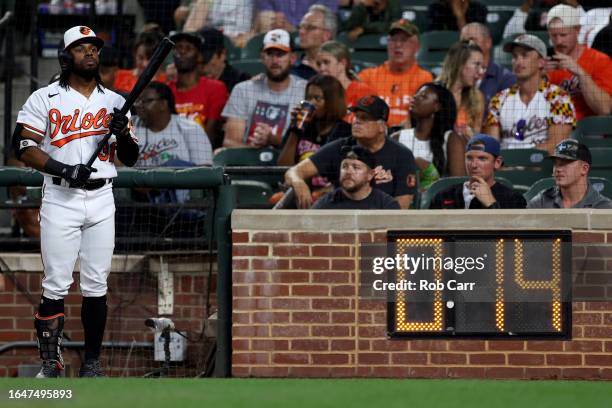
[572,116,612,148]
[230,59,265,76]
[213,147,279,167]
[399,7,428,33]
[399,0,431,7]
[523,177,612,203]
[420,176,513,209]
[232,180,274,208]
[486,10,515,45]
[416,31,459,72]
[224,35,241,63]
[351,50,387,65]
[337,33,388,50]
[485,0,524,7]
[587,148,612,181]
[496,148,552,192]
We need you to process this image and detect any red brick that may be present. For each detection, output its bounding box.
[312,299,351,310]
[232,259,249,270]
[605,313,612,325]
[359,353,389,364]
[358,326,385,338]
[312,325,351,337]
[371,340,409,352]
[232,339,249,350]
[292,259,330,270]
[252,284,289,297]
[232,353,269,365]
[234,271,269,284]
[252,258,290,270]
[0,306,35,317]
[233,298,270,310]
[331,340,355,351]
[312,272,350,283]
[487,341,525,351]
[410,340,448,351]
[330,367,358,377]
[312,354,349,365]
[392,353,428,365]
[331,233,356,244]
[292,232,329,244]
[606,341,612,353]
[584,302,611,310]
[252,312,290,324]
[252,232,289,243]
[449,341,486,351]
[232,232,249,243]
[292,285,328,296]
[289,367,332,377]
[407,367,447,378]
[359,300,386,311]
[232,245,268,257]
[585,246,612,258]
[0,332,33,341]
[292,311,329,324]
[562,368,602,379]
[332,312,355,324]
[252,340,289,351]
[564,340,602,352]
[526,341,563,351]
[272,246,309,257]
[233,312,250,324]
[573,232,605,243]
[311,246,351,257]
[430,353,466,365]
[525,368,562,379]
[233,285,249,297]
[331,259,356,271]
[572,326,583,338]
[292,339,329,351]
[0,319,14,329]
[331,285,355,296]
[249,366,291,377]
[470,353,506,365]
[585,354,612,366]
[272,353,309,364]
[546,354,582,365]
[358,233,373,243]
[603,369,612,379]
[485,367,525,379]
[271,298,310,310]
[0,294,15,303]
[574,312,603,325]
[508,353,545,365]
[358,312,372,324]
[232,325,269,337]
[271,326,309,337]
[584,326,612,338]
[271,272,309,283]
[447,367,487,378]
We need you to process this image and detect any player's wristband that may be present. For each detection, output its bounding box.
[43,157,70,178]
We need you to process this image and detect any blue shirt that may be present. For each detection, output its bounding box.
[480,62,516,114]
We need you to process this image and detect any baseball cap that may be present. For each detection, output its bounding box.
[503,34,547,58]
[263,29,291,53]
[63,26,104,50]
[466,134,501,157]
[200,28,225,64]
[169,31,204,49]
[341,144,376,169]
[389,19,419,37]
[547,5,582,28]
[348,95,390,122]
[547,139,592,165]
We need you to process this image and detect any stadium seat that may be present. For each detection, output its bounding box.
[351,59,376,74]
[493,44,512,70]
[337,33,389,65]
[232,180,275,208]
[485,0,524,6]
[587,148,612,181]
[486,10,515,45]
[420,176,513,209]
[230,59,265,76]
[399,0,431,7]
[572,116,612,148]
[223,35,241,62]
[496,148,552,192]
[213,147,279,167]
[398,7,428,33]
[523,177,612,202]
[416,31,459,72]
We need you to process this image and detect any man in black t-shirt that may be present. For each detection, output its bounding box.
[285,95,418,209]
[430,134,527,209]
[312,145,400,209]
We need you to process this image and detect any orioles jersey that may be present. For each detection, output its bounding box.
[16,81,136,179]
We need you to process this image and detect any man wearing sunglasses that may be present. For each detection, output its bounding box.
[527,139,612,208]
[484,34,575,154]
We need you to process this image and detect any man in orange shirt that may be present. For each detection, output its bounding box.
[545,4,612,120]
[358,19,433,127]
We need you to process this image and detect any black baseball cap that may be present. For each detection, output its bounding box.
[169,31,203,50]
[340,144,376,169]
[548,139,592,165]
[349,95,390,122]
[199,28,225,64]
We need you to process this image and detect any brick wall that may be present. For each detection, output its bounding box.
[0,255,215,377]
[231,214,612,379]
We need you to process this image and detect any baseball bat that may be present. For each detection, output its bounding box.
[85,37,175,167]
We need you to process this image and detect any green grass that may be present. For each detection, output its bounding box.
[0,378,609,408]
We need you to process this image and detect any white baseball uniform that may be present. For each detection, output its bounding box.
[17,81,135,299]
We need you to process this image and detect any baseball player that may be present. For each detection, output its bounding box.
[13,26,139,377]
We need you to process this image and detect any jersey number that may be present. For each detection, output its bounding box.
[98,142,116,162]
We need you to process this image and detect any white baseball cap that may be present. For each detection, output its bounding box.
[503,34,547,58]
[547,5,582,28]
[63,25,104,50]
[263,29,291,52]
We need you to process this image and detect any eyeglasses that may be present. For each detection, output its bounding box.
[299,24,325,32]
[514,119,526,141]
[135,97,161,106]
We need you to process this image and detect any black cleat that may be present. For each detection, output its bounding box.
[78,359,106,377]
[35,360,63,378]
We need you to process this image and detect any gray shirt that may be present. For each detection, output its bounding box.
[222,74,307,144]
[527,183,612,209]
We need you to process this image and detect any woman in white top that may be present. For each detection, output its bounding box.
[392,82,459,190]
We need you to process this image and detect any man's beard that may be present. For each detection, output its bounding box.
[266,65,291,82]
[341,178,367,193]
[175,57,198,74]
[72,64,99,81]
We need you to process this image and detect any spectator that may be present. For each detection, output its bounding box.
[292,4,337,80]
[392,82,461,189]
[278,74,351,167]
[199,28,251,93]
[312,145,400,209]
[528,139,612,208]
[460,23,516,114]
[133,82,212,167]
[430,134,527,209]
[484,34,575,153]
[344,0,402,42]
[427,0,488,32]
[438,41,485,139]
[255,0,338,33]
[168,31,229,148]
[545,4,612,119]
[316,40,376,121]
[285,95,418,209]
[358,20,433,127]
[114,31,167,94]
[592,19,612,58]
[99,46,122,94]
[222,29,307,149]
